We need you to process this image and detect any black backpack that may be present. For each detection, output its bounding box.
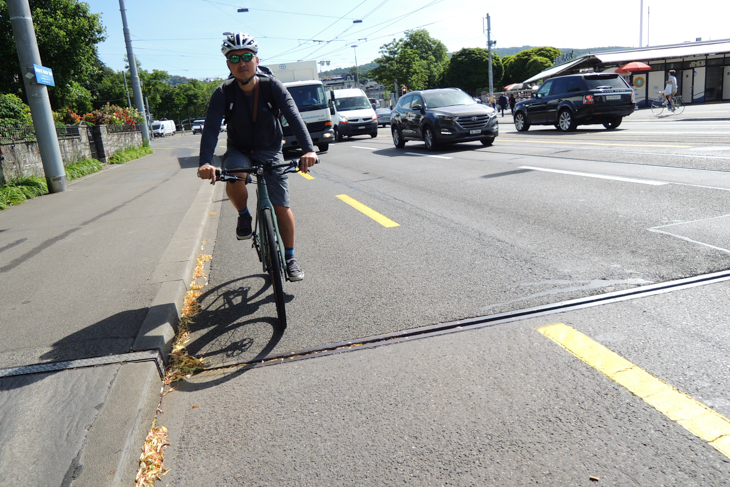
[222,68,280,124]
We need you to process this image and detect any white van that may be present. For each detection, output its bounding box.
[328,88,378,141]
[151,120,176,137]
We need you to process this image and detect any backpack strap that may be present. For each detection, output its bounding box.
[222,76,280,124]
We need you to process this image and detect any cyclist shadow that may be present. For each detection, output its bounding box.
[183,274,291,374]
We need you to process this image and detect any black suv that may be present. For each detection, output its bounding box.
[513,73,635,132]
[391,88,499,150]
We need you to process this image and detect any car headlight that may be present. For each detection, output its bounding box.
[339,114,349,124]
[437,115,456,122]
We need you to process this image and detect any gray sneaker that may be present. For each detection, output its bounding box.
[286,258,304,281]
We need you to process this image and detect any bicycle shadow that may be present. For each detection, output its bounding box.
[184,275,291,367]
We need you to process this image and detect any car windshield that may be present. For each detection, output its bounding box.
[583,75,629,90]
[335,96,371,111]
[151,123,160,129]
[422,90,476,108]
[289,85,328,112]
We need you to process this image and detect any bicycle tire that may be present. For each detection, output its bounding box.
[672,97,685,115]
[650,98,664,116]
[261,208,287,329]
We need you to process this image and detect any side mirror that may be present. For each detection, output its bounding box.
[533,93,540,99]
[411,104,423,111]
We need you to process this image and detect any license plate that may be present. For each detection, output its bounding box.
[606,95,621,100]
[470,129,481,134]
[359,125,366,129]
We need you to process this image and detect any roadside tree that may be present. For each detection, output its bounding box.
[0,0,106,112]
[443,48,503,94]
[371,29,448,91]
[502,47,561,86]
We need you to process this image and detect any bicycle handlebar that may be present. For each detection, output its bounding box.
[201,158,319,183]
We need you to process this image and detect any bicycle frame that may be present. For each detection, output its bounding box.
[215,159,298,279]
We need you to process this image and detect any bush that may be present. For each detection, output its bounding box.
[0,94,32,125]
[55,106,82,125]
[81,103,143,126]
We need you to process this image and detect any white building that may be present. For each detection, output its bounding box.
[523,38,730,108]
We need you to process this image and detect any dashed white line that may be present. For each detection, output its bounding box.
[520,166,667,186]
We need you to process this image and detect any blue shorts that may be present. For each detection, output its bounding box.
[222,147,290,208]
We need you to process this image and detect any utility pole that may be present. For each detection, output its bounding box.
[119,0,149,143]
[484,14,496,102]
[122,70,131,109]
[639,0,644,47]
[8,0,67,193]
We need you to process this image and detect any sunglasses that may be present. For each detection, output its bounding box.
[228,53,255,63]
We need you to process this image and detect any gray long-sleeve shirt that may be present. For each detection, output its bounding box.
[198,75,315,166]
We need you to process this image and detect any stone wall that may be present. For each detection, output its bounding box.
[0,125,142,183]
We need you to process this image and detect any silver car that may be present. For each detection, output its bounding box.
[375,108,391,127]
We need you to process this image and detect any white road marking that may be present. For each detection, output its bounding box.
[520,166,668,186]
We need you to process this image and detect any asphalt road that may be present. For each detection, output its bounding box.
[157,110,730,485]
[182,116,730,367]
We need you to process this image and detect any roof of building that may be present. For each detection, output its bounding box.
[523,38,730,84]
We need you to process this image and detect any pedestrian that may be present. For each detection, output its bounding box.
[498,93,508,117]
[197,33,318,281]
[509,94,516,113]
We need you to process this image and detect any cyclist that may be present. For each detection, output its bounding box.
[197,33,318,281]
[662,69,678,111]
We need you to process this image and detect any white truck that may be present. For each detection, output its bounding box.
[151,119,175,137]
[262,60,333,153]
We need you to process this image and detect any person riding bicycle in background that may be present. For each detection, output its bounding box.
[197,33,318,281]
[662,69,678,111]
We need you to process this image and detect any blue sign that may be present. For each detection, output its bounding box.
[33,64,55,86]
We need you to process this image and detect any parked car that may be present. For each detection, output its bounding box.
[191,119,205,135]
[390,88,499,150]
[375,107,391,127]
[512,73,635,132]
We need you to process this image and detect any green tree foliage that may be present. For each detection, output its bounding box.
[501,47,561,86]
[443,48,503,94]
[371,29,448,91]
[0,0,106,111]
[0,94,32,125]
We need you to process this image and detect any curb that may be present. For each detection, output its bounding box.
[68,179,217,486]
[132,180,216,358]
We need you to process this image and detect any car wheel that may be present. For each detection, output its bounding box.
[514,112,530,132]
[481,137,495,146]
[603,117,622,130]
[370,130,377,138]
[423,126,438,151]
[557,109,577,132]
[392,126,405,148]
[317,143,329,152]
[334,127,343,142]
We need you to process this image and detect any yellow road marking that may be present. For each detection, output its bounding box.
[499,138,692,149]
[537,323,730,459]
[336,194,399,228]
[297,170,315,180]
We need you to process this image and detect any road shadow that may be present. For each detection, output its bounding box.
[184,275,290,366]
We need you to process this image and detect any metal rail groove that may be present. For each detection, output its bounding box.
[0,350,165,379]
[224,269,730,371]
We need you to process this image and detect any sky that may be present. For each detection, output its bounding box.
[91,0,728,80]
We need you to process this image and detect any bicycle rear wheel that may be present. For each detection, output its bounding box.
[672,97,685,115]
[261,208,286,329]
[650,98,664,116]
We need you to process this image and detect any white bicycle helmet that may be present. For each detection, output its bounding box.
[222,32,259,56]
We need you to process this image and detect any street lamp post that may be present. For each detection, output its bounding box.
[352,45,359,88]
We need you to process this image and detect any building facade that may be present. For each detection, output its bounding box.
[523,39,730,107]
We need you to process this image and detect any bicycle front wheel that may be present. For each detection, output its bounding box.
[650,98,664,116]
[673,97,685,115]
[261,208,286,329]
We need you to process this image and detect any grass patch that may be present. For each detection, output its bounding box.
[66,158,103,180]
[109,145,153,165]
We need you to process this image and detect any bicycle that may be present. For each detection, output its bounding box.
[212,158,317,329]
[649,91,685,116]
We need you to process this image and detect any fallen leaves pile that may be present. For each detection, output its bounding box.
[135,251,212,486]
[135,421,170,486]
